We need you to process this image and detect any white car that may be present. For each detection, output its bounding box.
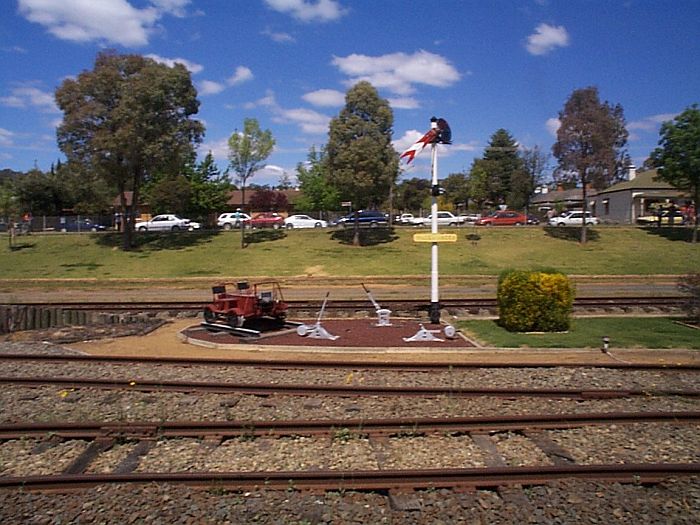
[136,214,193,232]
[217,212,251,230]
[549,211,599,227]
[411,211,466,227]
[395,213,415,224]
[284,214,328,229]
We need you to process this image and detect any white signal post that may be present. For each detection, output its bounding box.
[429,118,440,324]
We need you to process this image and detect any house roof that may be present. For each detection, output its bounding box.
[531,188,589,205]
[595,169,678,194]
[226,188,301,207]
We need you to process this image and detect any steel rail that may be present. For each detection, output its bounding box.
[1,464,699,491]
[1,295,687,311]
[2,353,698,371]
[2,376,699,399]
[2,411,699,440]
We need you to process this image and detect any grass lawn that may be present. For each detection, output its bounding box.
[457,317,700,349]
[1,226,699,280]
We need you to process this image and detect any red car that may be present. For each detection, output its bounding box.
[250,212,284,229]
[475,210,528,226]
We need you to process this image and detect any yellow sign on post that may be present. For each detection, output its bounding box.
[413,233,458,243]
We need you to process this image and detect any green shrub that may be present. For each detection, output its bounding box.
[497,269,574,332]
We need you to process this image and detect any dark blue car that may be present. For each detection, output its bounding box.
[59,218,107,232]
[336,210,388,228]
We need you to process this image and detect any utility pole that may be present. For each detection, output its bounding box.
[429,118,441,324]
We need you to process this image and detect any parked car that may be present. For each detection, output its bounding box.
[336,210,388,228]
[460,213,481,223]
[394,213,415,224]
[284,214,328,229]
[136,214,194,232]
[549,211,599,227]
[636,209,685,226]
[217,212,251,230]
[411,211,466,227]
[250,212,284,229]
[59,218,107,232]
[527,215,541,225]
[475,211,528,226]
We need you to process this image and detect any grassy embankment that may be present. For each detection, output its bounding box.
[1,226,698,280]
[2,226,698,349]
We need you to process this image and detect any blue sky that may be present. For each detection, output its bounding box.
[1,0,699,186]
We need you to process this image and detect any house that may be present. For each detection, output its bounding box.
[530,187,588,213]
[225,188,300,213]
[590,167,687,224]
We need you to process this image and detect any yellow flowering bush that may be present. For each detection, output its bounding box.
[497,270,574,332]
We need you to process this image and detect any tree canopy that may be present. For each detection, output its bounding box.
[227,118,275,247]
[326,81,398,245]
[650,104,700,243]
[552,86,628,243]
[55,51,204,250]
[295,146,339,214]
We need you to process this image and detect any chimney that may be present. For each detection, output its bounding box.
[628,164,637,180]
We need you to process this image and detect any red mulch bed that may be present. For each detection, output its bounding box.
[184,318,475,348]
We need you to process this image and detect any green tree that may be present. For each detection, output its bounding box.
[552,86,628,243]
[467,159,492,212]
[441,172,471,212]
[650,104,700,243]
[14,168,71,216]
[146,175,192,215]
[0,181,19,221]
[326,81,398,245]
[184,152,232,225]
[395,177,432,213]
[55,51,204,250]
[481,129,524,207]
[228,118,275,248]
[517,145,550,214]
[295,146,339,215]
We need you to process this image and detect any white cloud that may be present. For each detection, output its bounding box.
[198,80,225,96]
[628,113,677,131]
[145,54,203,74]
[545,117,561,136]
[149,0,190,17]
[227,66,254,86]
[388,96,420,110]
[17,0,190,47]
[332,50,461,95]
[526,23,570,55]
[199,137,229,160]
[261,28,296,43]
[264,0,348,22]
[0,128,15,147]
[274,107,330,134]
[0,86,58,113]
[302,89,345,107]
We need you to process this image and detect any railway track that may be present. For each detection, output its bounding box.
[2,413,699,491]
[2,375,699,398]
[2,353,699,370]
[1,295,689,313]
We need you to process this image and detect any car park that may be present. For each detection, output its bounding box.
[136,214,194,232]
[284,214,328,228]
[475,210,528,226]
[336,210,388,228]
[217,212,251,230]
[250,212,284,229]
[549,211,599,227]
[411,211,466,227]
